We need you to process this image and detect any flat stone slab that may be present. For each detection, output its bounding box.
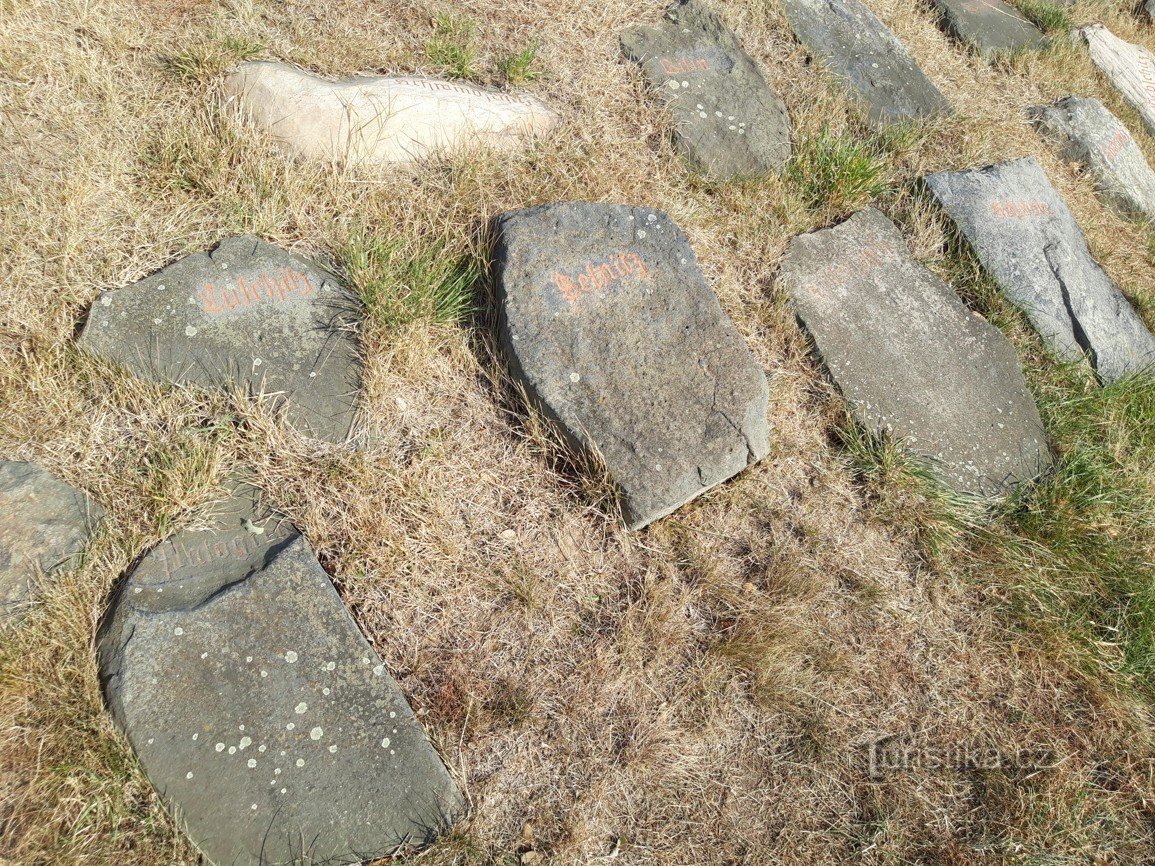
[492,202,770,530]
[620,0,792,180]
[78,236,362,443]
[780,209,1050,496]
[224,61,559,165]
[1030,95,1155,220]
[0,461,102,624]
[98,481,463,865]
[930,0,1045,60]
[927,157,1155,383]
[1080,24,1155,137]
[782,0,952,126]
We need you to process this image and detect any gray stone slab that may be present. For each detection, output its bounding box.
[1080,24,1155,137]
[620,0,792,180]
[0,461,103,624]
[78,236,362,443]
[98,481,463,865]
[930,0,1045,60]
[780,209,1050,496]
[1030,96,1155,221]
[781,0,952,126]
[927,157,1155,383]
[492,202,770,530]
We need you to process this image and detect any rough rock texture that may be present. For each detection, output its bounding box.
[620,0,792,179]
[929,0,1045,60]
[781,0,952,126]
[927,157,1155,383]
[1030,95,1155,220]
[1080,24,1155,137]
[78,236,362,443]
[98,481,463,866]
[492,202,770,530]
[0,461,103,624]
[224,61,559,165]
[780,209,1050,496]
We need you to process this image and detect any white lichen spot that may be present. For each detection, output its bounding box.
[228,746,237,755]
[380,737,391,749]
[200,652,208,659]
[280,788,287,794]
[328,745,337,753]
[186,772,193,779]
[286,723,295,731]
[373,665,385,676]
[285,651,298,663]
[361,657,370,665]
[258,745,267,753]
[680,80,688,88]
[309,727,323,740]
[636,230,647,239]
[296,758,305,767]
[100,296,112,307]
[247,759,257,768]
[185,326,197,337]
[322,688,330,696]
[667,80,679,90]
[157,284,166,291]
[152,318,163,325]
[147,738,154,745]
[698,111,708,118]
[309,372,316,378]
[275,767,281,774]
[389,711,396,719]
[174,627,183,636]
[192,733,198,741]
[260,670,268,678]
[245,656,252,663]
[253,358,262,367]
[216,743,225,752]
[250,803,257,811]
[133,586,142,594]
[295,702,308,714]
[569,372,580,383]
[239,736,252,750]
[324,661,336,671]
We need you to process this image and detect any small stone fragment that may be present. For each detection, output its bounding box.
[0,462,103,625]
[1030,95,1155,220]
[78,236,362,443]
[620,0,792,179]
[1080,24,1155,137]
[223,61,559,165]
[927,157,1155,383]
[492,202,770,530]
[929,0,1045,60]
[780,209,1050,495]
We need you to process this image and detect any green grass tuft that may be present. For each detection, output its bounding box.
[497,44,541,84]
[786,125,890,214]
[159,34,264,83]
[1014,0,1071,33]
[424,13,480,80]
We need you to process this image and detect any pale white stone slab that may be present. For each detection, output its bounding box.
[1080,24,1155,137]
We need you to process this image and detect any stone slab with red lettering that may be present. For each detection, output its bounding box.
[927,157,1155,383]
[78,236,362,443]
[930,0,1045,60]
[620,0,792,180]
[0,461,103,626]
[780,209,1050,496]
[782,0,951,126]
[1080,24,1155,137]
[1030,96,1155,220]
[492,202,770,530]
[98,480,464,865]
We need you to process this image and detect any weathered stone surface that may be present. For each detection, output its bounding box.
[782,0,952,126]
[780,209,1050,495]
[0,461,103,624]
[224,61,559,165]
[78,236,362,443]
[98,481,463,865]
[1080,24,1155,137]
[620,0,792,180]
[930,0,1045,60]
[927,157,1155,383]
[492,202,770,530]
[1030,95,1155,220]
[1146,0,1155,24]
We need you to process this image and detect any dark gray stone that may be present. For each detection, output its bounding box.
[0,461,103,624]
[930,0,1045,60]
[1030,96,1155,220]
[781,0,952,126]
[620,0,792,180]
[492,202,770,530]
[780,209,1050,496]
[78,236,362,444]
[98,481,463,865]
[927,157,1155,383]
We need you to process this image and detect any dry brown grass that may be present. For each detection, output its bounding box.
[3,0,1155,863]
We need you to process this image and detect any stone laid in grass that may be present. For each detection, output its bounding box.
[781,0,952,126]
[779,209,1050,496]
[98,480,464,866]
[492,202,770,530]
[78,236,362,444]
[929,0,1045,60]
[927,157,1155,383]
[0,461,103,625]
[1030,95,1155,220]
[223,61,559,165]
[1080,24,1155,137]
[620,0,792,180]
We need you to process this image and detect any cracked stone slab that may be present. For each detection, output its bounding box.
[1030,95,1155,220]
[0,461,103,625]
[1080,24,1155,137]
[927,157,1155,383]
[929,0,1045,60]
[620,0,792,180]
[223,61,559,165]
[97,480,464,865]
[78,236,362,443]
[780,209,1050,496]
[781,0,952,126]
[492,202,770,530]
